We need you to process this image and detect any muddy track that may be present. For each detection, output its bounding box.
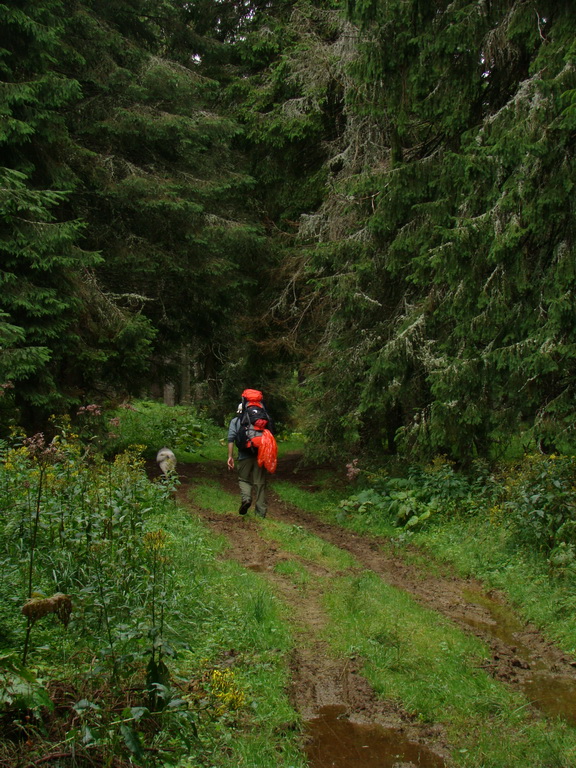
[166,455,576,764]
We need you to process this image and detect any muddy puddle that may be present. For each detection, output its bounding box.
[461,589,533,656]
[522,673,576,725]
[305,706,446,768]
[462,589,576,725]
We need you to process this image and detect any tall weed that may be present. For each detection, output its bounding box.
[0,423,185,763]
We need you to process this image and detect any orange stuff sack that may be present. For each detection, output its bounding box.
[257,429,278,474]
[241,388,263,404]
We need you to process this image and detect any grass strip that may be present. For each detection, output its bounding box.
[141,503,308,767]
[190,478,237,515]
[274,558,312,589]
[323,569,576,767]
[184,467,576,766]
[193,476,355,571]
[261,517,357,571]
[410,515,576,655]
[271,478,342,516]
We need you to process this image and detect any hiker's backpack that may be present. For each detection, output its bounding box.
[235,388,272,453]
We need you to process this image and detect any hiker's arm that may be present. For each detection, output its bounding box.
[227,441,235,470]
[227,417,238,469]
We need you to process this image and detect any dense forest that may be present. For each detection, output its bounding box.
[1,0,575,459]
[3,4,576,766]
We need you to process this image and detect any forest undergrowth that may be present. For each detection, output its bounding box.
[2,402,576,767]
[0,404,305,767]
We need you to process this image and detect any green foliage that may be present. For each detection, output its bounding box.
[1,0,282,424]
[2,0,574,462]
[105,399,211,457]
[338,450,576,560]
[0,654,53,715]
[0,166,102,422]
[283,1,576,461]
[501,454,576,556]
[0,405,307,765]
[0,425,195,762]
[0,0,161,426]
[59,0,271,398]
[338,457,492,534]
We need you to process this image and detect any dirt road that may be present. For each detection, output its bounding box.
[174,454,576,766]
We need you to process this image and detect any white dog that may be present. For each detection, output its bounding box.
[156,447,177,477]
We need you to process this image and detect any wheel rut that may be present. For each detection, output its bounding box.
[168,456,576,765]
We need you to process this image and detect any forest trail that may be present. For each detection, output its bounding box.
[175,454,576,766]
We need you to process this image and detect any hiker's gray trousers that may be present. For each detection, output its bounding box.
[237,455,267,517]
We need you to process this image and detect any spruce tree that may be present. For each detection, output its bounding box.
[266,0,576,458]
[0,3,104,425]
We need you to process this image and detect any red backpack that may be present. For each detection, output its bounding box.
[235,389,278,473]
[235,389,271,451]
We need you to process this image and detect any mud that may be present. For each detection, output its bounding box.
[306,706,445,768]
[161,453,576,763]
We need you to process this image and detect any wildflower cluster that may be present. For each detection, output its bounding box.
[144,529,168,553]
[0,426,176,673]
[346,458,361,482]
[22,432,63,464]
[0,403,216,766]
[209,668,246,715]
[77,403,102,417]
[184,662,247,721]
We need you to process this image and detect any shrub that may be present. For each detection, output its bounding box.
[338,456,493,532]
[105,399,211,457]
[501,453,576,554]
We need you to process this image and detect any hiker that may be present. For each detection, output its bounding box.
[227,389,277,518]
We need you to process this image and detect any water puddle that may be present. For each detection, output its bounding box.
[462,589,576,725]
[522,673,576,726]
[304,706,446,768]
[461,589,534,657]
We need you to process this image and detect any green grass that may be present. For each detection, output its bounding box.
[190,478,237,514]
[274,558,311,588]
[165,460,576,766]
[323,569,576,767]
[147,504,308,768]
[184,435,229,463]
[271,478,342,515]
[259,479,576,766]
[411,514,576,655]
[1,475,307,768]
[261,517,356,571]
[282,468,576,659]
[276,436,309,456]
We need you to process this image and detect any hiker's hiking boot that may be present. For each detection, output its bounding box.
[239,500,250,515]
